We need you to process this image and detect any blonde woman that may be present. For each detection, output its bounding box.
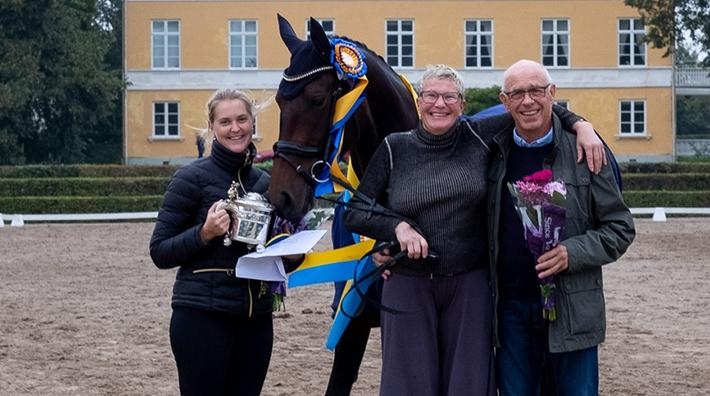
[150,88,299,395]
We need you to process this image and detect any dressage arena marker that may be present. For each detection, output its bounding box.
[652,207,667,222]
[11,215,25,227]
[0,213,4,227]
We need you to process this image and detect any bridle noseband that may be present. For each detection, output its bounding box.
[273,78,346,188]
[272,140,331,187]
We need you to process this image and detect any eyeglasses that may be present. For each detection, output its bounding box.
[503,84,551,102]
[419,91,462,104]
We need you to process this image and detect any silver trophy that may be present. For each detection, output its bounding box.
[217,181,274,251]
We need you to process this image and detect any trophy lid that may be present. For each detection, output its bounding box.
[236,192,274,211]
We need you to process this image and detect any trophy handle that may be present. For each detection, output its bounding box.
[217,199,235,246]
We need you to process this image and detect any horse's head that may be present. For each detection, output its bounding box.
[269,15,419,222]
[269,15,345,221]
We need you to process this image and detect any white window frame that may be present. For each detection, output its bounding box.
[252,116,260,138]
[153,102,180,139]
[618,18,646,67]
[619,100,647,135]
[151,20,180,70]
[464,19,493,69]
[229,20,258,69]
[385,19,414,68]
[306,18,335,39]
[541,19,570,68]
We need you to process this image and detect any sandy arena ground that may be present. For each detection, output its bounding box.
[0,218,708,395]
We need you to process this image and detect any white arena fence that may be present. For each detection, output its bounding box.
[1,207,709,227]
[628,207,710,222]
[0,212,158,227]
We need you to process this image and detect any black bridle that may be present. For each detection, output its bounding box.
[273,75,346,188]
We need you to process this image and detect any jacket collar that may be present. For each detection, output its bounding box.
[492,113,565,152]
[210,139,256,172]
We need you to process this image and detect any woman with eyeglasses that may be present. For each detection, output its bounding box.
[344,64,605,395]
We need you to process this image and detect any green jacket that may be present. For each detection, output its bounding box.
[486,114,635,353]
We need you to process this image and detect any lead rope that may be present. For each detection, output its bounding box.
[316,172,441,317]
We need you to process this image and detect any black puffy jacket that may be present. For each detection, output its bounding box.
[149,140,273,317]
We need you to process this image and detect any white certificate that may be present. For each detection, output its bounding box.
[235,230,327,281]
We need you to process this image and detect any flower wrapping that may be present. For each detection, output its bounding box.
[507,169,567,321]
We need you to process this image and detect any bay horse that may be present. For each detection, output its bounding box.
[268,15,419,222]
[268,15,419,395]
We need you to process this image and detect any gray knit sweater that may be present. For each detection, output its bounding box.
[344,120,491,277]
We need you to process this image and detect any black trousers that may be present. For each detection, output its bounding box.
[170,306,273,396]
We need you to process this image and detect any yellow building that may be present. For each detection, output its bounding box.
[124,0,674,165]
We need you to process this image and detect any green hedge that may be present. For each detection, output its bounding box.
[0,196,164,214]
[622,173,710,190]
[622,191,710,208]
[255,160,273,172]
[0,163,707,215]
[678,155,710,163]
[619,162,710,174]
[1,162,707,177]
[0,177,170,197]
[0,163,274,178]
[0,164,180,178]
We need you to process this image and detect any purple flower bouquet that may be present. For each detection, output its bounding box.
[507,169,566,321]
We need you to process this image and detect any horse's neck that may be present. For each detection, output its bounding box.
[347,60,418,177]
[366,60,418,133]
[348,104,380,177]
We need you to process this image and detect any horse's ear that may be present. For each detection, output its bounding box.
[309,17,331,58]
[278,14,303,54]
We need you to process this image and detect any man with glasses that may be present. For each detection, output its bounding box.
[487,59,635,395]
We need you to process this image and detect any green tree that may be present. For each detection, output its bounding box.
[0,0,124,165]
[675,39,710,140]
[675,40,703,66]
[88,0,124,164]
[677,96,710,138]
[624,0,710,66]
[464,86,503,116]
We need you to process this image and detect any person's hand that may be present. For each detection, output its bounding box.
[535,244,569,278]
[394,222,428,259]
[372,249,393,280]
[372,249,391,266]
[574,121,607,174]
[200,201,230,243]
[282,253,305,272]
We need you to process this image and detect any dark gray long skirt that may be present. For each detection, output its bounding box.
[379,267,496,396]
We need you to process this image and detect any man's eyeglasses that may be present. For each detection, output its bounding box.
[503,84,551,102]
[419,91,462,104]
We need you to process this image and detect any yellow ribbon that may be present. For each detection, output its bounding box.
[298,239,375,270]
[328,76,368,193]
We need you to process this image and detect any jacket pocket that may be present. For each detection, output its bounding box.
[562,174,591,237]
[560,278,605,335]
